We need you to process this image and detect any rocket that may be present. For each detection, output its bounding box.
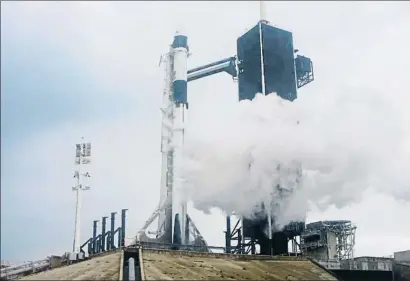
[170,31,189,245]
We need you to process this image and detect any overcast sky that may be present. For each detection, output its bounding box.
[1,1,410,262]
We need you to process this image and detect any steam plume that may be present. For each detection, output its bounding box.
[181,91,410,229]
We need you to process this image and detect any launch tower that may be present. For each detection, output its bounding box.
[226,19,314,256]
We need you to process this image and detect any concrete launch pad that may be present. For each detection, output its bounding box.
[140,249,337,280]
[14,248,410,281]
[16,248,339,281]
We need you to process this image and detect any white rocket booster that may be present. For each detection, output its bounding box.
[170,32,189,245]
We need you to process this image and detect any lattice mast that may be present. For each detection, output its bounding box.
[72,138,91,253]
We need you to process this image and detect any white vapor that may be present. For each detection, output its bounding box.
[181,89,410,230]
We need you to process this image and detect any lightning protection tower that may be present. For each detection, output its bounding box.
[71,138,92,256]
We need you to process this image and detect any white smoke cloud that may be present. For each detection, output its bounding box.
[181,89,410,230]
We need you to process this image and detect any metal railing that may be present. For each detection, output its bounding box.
[0,259,49,280]
[129,241,226,253]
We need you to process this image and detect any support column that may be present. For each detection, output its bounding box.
[92,220,98,254]
[225,216,231,253]
[121,209,128,248]
[101,216,108,252]
[110,212,117,249]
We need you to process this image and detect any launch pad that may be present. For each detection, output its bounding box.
[2,3,409,281]
[134,13,314,256]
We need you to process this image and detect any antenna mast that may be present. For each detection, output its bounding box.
[72,137,92,253]
[260,1,267,23]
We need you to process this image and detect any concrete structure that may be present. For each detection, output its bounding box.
[302,220,356,260]
[319,257,394,281]
[13,247,410,281]
[140,248,337,280]
[393,250,410,281]
[319,256,393,271]
[142,249,337,280]
[15,248,340,280]
[315,249,410,281]
[393,263,410,281]
[49,256,63,269]
[395,250,410,264]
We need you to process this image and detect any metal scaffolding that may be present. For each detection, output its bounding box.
[301,220,356,260]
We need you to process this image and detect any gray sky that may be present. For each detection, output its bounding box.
[1,1,410,262]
